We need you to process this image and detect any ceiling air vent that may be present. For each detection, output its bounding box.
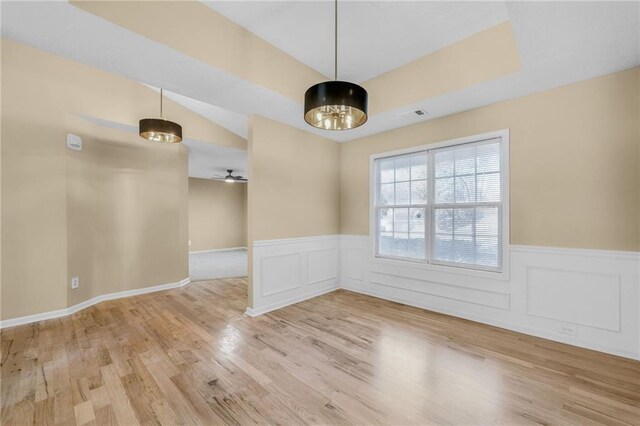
[398,109,428,120]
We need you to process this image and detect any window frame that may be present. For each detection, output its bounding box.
[369,129,510,281]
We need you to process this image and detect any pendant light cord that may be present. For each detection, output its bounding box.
[160,88,164,118]
[334,0,337,81]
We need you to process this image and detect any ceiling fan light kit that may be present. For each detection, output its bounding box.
[139,88,183,143]
[304,0,368,131]
[215,170,247,183]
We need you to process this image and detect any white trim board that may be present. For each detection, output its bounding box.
[340,234,640,360]
[250,235,341,317]
[253,235,341,247]
[189,247,247,254]
[510,244,640,261]
[248,234,639,361]
[245,282,339,317]
[4,234,638,361]
[0,278,191,329]
[342,282,637,360]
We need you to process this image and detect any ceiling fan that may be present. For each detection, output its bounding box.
[211,169,248,183]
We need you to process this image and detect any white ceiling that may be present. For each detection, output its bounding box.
[146,85,248,139]
[1,0,638,153]
[76,114,248,180]
[182,139,248,181]
[205,1,509,83]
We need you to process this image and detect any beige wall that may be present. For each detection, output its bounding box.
[2,40,69,319]
[66,119,188,307]
[1,39,240,320]
[247,115,340,307]
[363,22,521,115]
[341,67,640,252]
[2,34,638,322]
[248,115,340,242]
[73,0,326,103]
[188,177,247,252]
[75,3,522,118]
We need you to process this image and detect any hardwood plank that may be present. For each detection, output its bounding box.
[1,278,639,425]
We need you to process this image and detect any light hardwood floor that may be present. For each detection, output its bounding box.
[2,278,639,425]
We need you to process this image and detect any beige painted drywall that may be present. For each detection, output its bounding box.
[2,40,69,319]
[247,115,340,307]
[248,115,340,242]
[66,117,188,307]
[188,177,247,252]
[1,39,240,320]
[363,22,521,115]
[341,67,640,252]
[72,0,326,103]
[72,2,520,116]
[0,39,3,320]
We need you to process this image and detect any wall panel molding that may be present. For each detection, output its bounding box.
[341,235,640,360]
[526,267,621,332]
[369,271,510,310]
[307,247,339,285]
[250,235,340,316]
[189,247,247,254]
[511,244,640,261]
[260,252,303,297]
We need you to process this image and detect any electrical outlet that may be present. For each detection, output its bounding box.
[558,324,577,336]
[188,240,192,246]
[71,276,79,290]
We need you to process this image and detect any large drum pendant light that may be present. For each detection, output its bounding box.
[139,89,183,143]
[304,0,367,131]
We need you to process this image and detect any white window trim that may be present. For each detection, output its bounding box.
[369,129,510,281]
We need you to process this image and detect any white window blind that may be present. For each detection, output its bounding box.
[374,137,504,272]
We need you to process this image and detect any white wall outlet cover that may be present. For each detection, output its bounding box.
[71,277,79,289]
[558,324,577,336]
[66,134,82,151]
[188,240,192,246]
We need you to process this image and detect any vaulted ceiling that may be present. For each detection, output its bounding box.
[2,1,638,152]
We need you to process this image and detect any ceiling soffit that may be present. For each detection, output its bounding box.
[71,1,521,117]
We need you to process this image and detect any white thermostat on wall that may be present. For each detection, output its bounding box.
[66,133,82,151]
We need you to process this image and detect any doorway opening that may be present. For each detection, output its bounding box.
[185,140,248,282]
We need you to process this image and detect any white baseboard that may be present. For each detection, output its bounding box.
[341,235,640,360]
[245,282,339,317]
[0,278,191,329]
[189,247,247,254]
[5,234,638,361]
[342,282,637,360]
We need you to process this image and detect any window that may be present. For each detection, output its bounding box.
[373,132,507,272]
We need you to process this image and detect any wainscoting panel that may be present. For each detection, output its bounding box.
[527,267,621,331]
[341,235,640,360]
[308,247,339,285]
[248,234,639,359]
[369,271,510,310]
[248,235,340,316]
[260,252,303,297]
[344,247,364,281]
